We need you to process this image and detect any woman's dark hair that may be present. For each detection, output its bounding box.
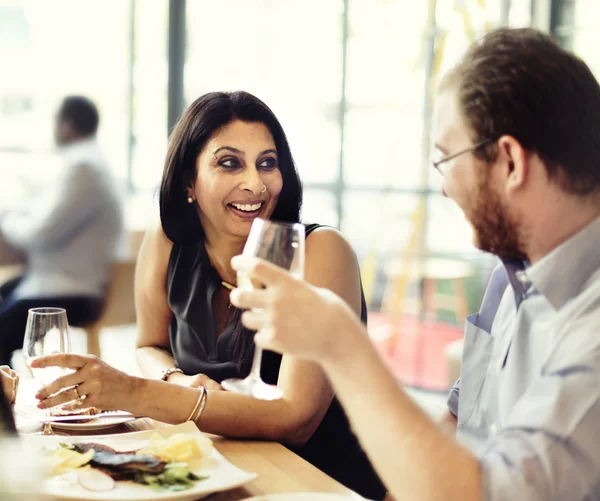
[159,91,303,368]
[160,91,302,245]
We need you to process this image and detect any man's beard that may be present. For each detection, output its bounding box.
[468,175,527,260]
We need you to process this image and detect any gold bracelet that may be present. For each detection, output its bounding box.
[191,386,208,423]
[185,386,205,422]
[160,367,183,382]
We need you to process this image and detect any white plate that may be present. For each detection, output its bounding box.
[22,421,257,501]
[14,400,137,431]
[49,415,137,431]
[244,494,362,501]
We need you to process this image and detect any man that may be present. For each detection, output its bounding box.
[230,28,600,501]
[0,96,123,365]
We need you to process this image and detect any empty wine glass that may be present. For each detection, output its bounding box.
[22,307,72,434]
[222,218,305,400]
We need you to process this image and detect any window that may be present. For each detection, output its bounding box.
[185,0,344,188]
[553,0,600,78]
[130,0,169,192]
[3,0,549,391]
[0,0,130,182]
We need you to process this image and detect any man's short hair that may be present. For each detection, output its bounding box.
[442,28,600,195]
[57,96,99,137]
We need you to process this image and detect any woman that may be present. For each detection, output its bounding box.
[0,366,18,406]
[33,91,386,500]
[0,365,18,434]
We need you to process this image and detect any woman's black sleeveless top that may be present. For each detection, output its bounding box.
[167,223,386,500]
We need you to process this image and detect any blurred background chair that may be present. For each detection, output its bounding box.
[369,255,473,391]
[383,257,474,325]
[81,259,137,358]
[79,229,145,358]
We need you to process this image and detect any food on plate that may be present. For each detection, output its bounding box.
[47,445,94,475]
[73,443,166,477]
[78,468,115,492]
[45,433,213,492]
[133,462,206,492]
[137,432,213,462]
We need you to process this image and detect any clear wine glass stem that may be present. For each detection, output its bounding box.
[42,408,52,435]
[248,346,264,380]
[221,219,303,401]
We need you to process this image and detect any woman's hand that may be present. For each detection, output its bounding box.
[1,365,19,405]
[168,372,223,391]
[230,255,364,365]
[32,354,139,412]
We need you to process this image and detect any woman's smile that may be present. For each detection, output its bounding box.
[227,200,265,219]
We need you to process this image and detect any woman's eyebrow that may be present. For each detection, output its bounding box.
[213,146,244,156]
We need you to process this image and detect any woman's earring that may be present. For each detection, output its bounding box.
[187,197,194,204]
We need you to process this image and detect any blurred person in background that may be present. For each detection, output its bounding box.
[33,91,386,500]
[0,96,123,366]
[228,28,600,501]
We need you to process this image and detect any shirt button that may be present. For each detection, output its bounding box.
[489,423,498,435]
[515,270,529,284]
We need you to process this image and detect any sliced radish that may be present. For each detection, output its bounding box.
[78,468,115,491]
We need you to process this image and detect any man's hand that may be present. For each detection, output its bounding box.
[230,255,363,364]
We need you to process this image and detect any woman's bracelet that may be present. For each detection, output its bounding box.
[192,386,208,423]
[185,386,207,423]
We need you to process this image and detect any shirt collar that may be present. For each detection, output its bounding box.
[503,215,600,310]
[500,258,528,307]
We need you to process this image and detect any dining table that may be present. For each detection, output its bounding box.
[14,380,359,501]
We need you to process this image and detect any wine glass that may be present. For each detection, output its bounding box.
[222,219,305,400]
[22,307,72,434]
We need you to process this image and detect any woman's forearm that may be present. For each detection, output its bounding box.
[127,374,315,444]
[127,376,198,423]
[136,346,177,379]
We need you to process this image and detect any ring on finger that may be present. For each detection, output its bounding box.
[73,385,84,404]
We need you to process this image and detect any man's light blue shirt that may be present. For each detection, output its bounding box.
[0,138,123,298]
[448,215,600,501]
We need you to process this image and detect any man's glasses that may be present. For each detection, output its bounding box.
[432,138,494,175]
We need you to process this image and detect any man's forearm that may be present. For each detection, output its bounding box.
[322,324,480,501]
[438,409,458,437]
